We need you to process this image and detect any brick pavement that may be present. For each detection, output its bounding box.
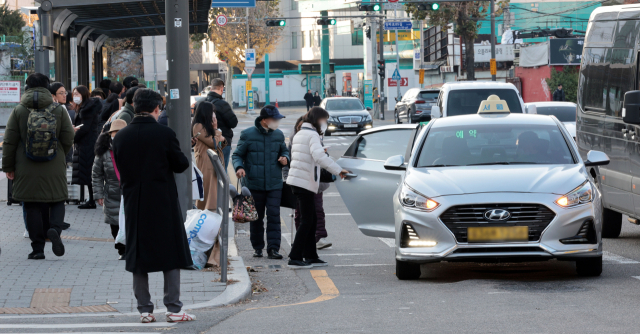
[0,179,225,314]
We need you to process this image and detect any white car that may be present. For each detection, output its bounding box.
[431,81,526,119]
[525,102,577,140]
[336,96,609,280]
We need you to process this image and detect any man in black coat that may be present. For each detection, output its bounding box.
[204,78,238,170]
[553,84,566,101]
[112,88,195,323]
[303,89,313,111]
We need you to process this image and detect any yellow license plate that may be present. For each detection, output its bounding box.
[467,226,528,243]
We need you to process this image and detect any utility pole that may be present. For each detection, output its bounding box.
[394,7,401,101]
[320,10,330,98]
[371,17,378,119]
[419,19,424,89]
[378,16,385,120]
[490,0,497,81]
[246,7,251,113]
[165,0,192,220]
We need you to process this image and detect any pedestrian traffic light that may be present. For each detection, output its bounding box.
[266,20,286,27]
[377,60,385,78]
[358,3,381,11]
[417,3,440,11]
[317,18,337,26]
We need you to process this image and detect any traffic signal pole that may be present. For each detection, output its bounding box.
[379,17,385,120]
[371,17,378,119]
[490,0,496,81]
[321,10,330,98]
[394,7,401,103]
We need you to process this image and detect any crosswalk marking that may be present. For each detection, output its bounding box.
[379,238,396,247]
[603,251,639,264]
[0,323,176,329]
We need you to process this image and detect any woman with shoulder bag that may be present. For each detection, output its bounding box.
[72,85,102,209]
[286,107,348,268]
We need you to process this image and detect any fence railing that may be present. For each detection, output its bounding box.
[207,149,229,283]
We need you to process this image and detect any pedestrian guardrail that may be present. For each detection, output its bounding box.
[207,149,229,283]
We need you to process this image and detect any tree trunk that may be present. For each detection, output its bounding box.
[225,61,233,106]
[464,36,475,81]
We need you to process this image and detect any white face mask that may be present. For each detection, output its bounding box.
[320,122,328,134]
[268,120,280,130]
[73,96,82,104]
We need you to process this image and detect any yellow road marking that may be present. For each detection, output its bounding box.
[246,270,339,311]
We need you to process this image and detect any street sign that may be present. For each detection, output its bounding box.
[246,81,252,92]
[490,58,497,75]
[174,18,182,28]
[276,80,283,86]
[211,0,255,8]
[245,48,256,68]
[0,81,21,103]
[245,67,255,75]
[247,90,254,110]
[388,78,408,87]
[392,68,401,81]
[216,14,228,27]
[384,21,412,30]
[218,62,228,74]
[419,69,425,84]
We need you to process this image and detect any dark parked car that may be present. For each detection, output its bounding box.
[394,88,439,124]
[321,97,373,136]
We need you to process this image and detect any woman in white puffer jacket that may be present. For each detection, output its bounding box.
[286,107,347,268]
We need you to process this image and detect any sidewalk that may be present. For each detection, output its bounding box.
[0,177,250,316]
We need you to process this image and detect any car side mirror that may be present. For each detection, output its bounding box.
[383,155,406,171]
[366,107,372,111]
[623,91,640,124]
[526,104,537,114]
[431,106,441,119]
[584,150,610,167]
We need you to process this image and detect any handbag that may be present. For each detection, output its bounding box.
[232,180,259,223]
[320,168,336,183]
[280,181,297,209]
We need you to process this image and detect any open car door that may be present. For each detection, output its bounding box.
[335,125,418,238]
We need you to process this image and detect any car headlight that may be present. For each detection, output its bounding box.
[399,184,439,211]
[364,114,372,122]
[556,181,593,208]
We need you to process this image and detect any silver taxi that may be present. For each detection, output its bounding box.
[336,96,610,280]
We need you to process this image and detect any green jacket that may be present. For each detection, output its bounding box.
[2,87,75,202]
[232,117,290,191]
[116,102,134,124]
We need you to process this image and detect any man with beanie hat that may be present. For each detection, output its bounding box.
[232,105,290,259]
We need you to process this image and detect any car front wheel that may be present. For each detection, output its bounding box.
[396,259,421,280]
[602,208,622,238]
[576,256,602,277]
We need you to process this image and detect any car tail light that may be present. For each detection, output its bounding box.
[415,110,423,114]
[415,100,426,104]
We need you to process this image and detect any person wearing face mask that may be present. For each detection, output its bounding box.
[92,119,127,259]
[72,85,102,209]
[233,105,290,260]
[286,107,349,268]
[192,101,226,211]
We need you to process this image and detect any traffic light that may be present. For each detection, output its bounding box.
[317,18,337,26]
[417,3,440,11]
[377,60,385,78]
[266,19,286,27]
[365,26,371,39]
[358,3,381,11]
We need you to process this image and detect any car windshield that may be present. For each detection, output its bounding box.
[416,124,574,167]
[447,89,522,116]
[536,106,576,122]
[418,91,439,100]
[325,99,364,111]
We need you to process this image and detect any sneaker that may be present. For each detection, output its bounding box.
[288,259,313,269]
[267,249,283,259]
[316,238,332,250]
[78,201,96,209]
[23,230,29,238]
[305,258,328,267]
[166,311,196,322]
[47,228,65,257]
[253,249,263,258]
[27,252,45,260]
[140,313,156,323]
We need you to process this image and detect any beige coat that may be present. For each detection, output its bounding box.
[193,123,226,211]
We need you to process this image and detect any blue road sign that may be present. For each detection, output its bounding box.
[211,0,256,8]
[392,68,401,81]
[384,21,412,30]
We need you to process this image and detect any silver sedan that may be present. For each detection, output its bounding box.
[335,112,609,280]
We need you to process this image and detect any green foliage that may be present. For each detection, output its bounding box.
[546,67,579,103]
[0,4,26,36]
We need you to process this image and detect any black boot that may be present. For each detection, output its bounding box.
[253,249,263,258]
[78,200,96,209]
[268,249,283,260]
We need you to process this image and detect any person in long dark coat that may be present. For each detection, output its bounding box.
[112,88,195,323]
[72,86,101,209]
[313,91,321,106]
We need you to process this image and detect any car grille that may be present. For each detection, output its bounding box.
[337,116,362,123]
[439,204,556,243]
[453,247,545,254]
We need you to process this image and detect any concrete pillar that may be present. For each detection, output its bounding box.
[320,10,330,98]
[165,0,192,220]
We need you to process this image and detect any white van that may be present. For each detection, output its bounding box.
[431,82,526,119]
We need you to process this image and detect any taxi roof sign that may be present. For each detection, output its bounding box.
[478,95,510,114]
